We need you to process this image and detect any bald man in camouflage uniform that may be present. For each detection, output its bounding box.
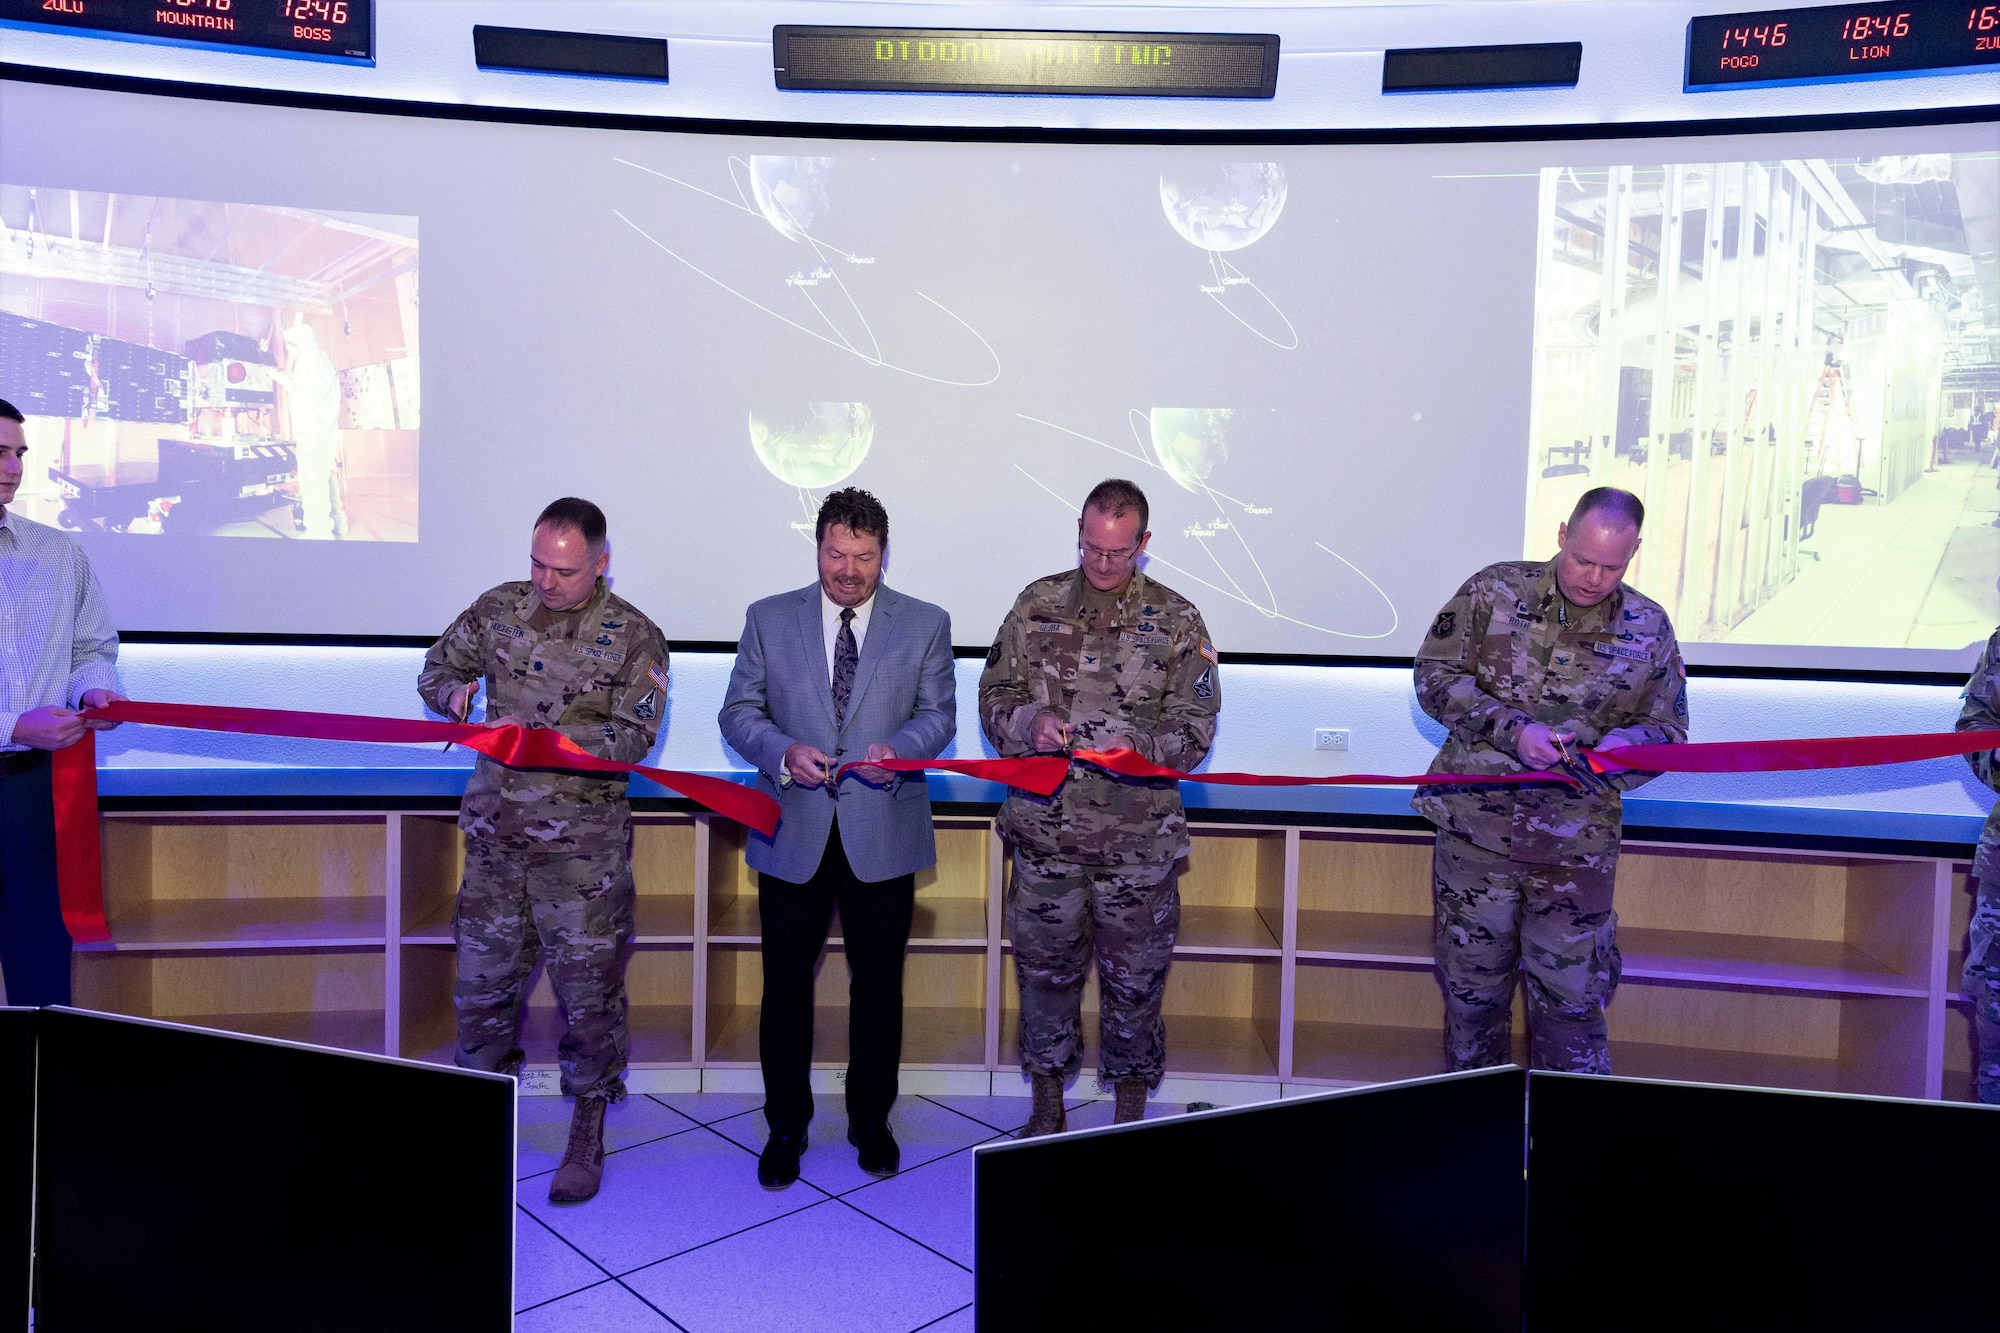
[418,497,669,1203]
[980,479,1220,1136]
[1955,627,2000,1105]
[1414,487,1687,1074]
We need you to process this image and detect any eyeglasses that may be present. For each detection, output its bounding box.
[1079,541,1142,566]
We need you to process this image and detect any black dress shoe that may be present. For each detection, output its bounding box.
[758,1131,806,1190]
[848,1121,900,1176]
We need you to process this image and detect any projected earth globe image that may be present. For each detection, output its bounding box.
[1159,163,1288,252]
[1150,408,1233,494]
[749,402,874,488]
[748,156,836,242]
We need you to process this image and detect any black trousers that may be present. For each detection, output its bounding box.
[0,752,72,1007]
[759,822,915,1138]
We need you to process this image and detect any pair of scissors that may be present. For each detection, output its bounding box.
[1552,734,1613,795]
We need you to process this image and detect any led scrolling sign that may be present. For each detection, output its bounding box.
[1687,0,2000,86]
[772,26,1281,98]
[0,0,372,62]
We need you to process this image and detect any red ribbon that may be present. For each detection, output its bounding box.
[78,701,781,835]
[52,702,2000,950]
[1588,730,2000,775]
[836,748,1577,791]
[51,732,108,943]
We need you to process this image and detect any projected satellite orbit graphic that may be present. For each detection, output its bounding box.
[1015,409,1397,641]
[748,401,875,537]
[1159,163,1298,350]
[611,155,1001,387]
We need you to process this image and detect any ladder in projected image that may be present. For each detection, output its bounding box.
[1802,364,1858,477]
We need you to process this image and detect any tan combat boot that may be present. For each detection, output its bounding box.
[1112,1078,1148,1124]
[1016,1073,1067,1139]
[548,1097,607,1204]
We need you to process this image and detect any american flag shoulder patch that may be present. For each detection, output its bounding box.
[1198,638,1218,665]
[648,660,670,691]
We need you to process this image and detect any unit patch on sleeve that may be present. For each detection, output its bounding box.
[1193,666,1215,699]
[631,688,659,722]
[1430,611,1456,640]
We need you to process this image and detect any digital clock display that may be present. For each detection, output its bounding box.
[773,26,1280,98]
[0,0,372,62]
[1687,0,2000,86]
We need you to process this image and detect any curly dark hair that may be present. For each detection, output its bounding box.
[815,487,889,546]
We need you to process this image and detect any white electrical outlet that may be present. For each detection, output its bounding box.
[1314,728,1350,752]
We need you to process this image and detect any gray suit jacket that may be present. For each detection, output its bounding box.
[718,582,956,883]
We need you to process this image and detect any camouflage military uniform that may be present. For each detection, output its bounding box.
[418,578,669,1102]
[979,569,1220,1087]
[1413,559,1687,1074]
[1955,627,2000,1105]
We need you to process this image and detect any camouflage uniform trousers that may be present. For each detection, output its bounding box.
[1965,876,2000,1105]
[1009,850,1180,1089]
[1432,830,1621,1074]
[454,839,635,1102]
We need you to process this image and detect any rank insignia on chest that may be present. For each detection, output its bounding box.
[1592,642,1651,663]
[1079,652,1101,672]
[1552,650,1575,668]
[632,687,659,722]
[649,660,670,691]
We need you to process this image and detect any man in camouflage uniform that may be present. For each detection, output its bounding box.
[1955,628,2000,1105]
[979,478,1220,1135]
[1413,486,1687,1074]
[418,497,669,1203]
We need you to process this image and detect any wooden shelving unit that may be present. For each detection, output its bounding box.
[66,807,1984,1102]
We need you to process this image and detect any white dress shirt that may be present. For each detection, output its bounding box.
[820,587,875,685]
[0,508,120,750]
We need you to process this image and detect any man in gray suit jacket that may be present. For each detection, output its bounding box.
[719,488,956,1187]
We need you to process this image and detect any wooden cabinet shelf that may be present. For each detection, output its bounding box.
[165,1008,387,1056]
[1297,910,1431,964]
[88,896,388,950]
[64,808,1976,1104]
[1619,926,1924,996]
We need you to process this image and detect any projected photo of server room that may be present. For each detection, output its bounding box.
[1526,153,1998,653]
[0,188,418,540]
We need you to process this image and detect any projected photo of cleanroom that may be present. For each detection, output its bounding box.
[1526,152,2000,653]
[0,188,418,541]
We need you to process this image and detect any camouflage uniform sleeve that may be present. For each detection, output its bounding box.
[1123,607,1219,771]
[1598,619,1690,793]
[554,622,669,764]
[418,601,486,717]
[1412,576,1535,756]
[977,596,1041,757]
[1957,630,2000,792]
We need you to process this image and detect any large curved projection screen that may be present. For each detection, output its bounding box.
[1,77,1993,670]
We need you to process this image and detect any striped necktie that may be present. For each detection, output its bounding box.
[832,607,858,729]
